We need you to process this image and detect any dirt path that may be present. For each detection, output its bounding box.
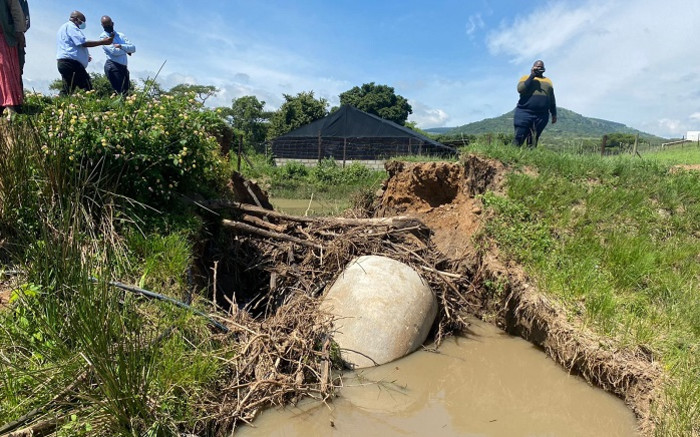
[374,156,661,435]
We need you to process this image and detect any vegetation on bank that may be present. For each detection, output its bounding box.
[0,88,393,435]
[0,89,236,435]
[1,81,698,436]
[470,144,699,436]
[238,153,386,202]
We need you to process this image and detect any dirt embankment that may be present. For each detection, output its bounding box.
[374,156,661,435]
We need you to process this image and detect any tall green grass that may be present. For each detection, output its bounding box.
[0,98,223,435]
[471,143,700,436]
[239,155,386,202]
[643,144,700,165]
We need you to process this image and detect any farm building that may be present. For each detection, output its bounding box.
[686,131,700,141]
[270,105,457,169]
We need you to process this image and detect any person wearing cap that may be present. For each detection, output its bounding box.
[56,10,113,95]
[99,15,135,96]
[513,60,557,148]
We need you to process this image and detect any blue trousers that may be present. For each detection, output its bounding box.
[104,60,130,96]
[513,109,549,147]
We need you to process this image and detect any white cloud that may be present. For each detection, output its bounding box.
[486,0,700,137]
[653,119,684,136]
[466,14,485,37]
[409,100,450,127]
[487,2,609,63]
[690,112,700,122]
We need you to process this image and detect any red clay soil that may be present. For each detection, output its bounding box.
[376,157,505,261]
[374,156,661,435]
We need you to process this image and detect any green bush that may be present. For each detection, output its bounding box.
[279,160,309,179]
[310,157,341,184]
[342,162,372,184]
[25,90,229,209]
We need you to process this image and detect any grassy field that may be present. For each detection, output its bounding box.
[642,143,700,165]
[468,143,700,436]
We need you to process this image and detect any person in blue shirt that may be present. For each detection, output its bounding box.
[55,11,113,95]
[99,15,135,96]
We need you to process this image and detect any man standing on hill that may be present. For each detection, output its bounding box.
[56,11,113,95]
[99,15,135,96]
[513,60,557,147]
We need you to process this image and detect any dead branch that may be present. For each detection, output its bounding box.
[222,219,323,250]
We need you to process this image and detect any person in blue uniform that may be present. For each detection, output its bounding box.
[56,11,114,95]
[99,15,135,96]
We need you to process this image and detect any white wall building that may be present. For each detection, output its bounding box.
[687,131,700,141]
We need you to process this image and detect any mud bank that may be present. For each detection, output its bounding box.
[374,157,661,435]
[200,157,661,434]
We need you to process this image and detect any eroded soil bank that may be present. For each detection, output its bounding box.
[373,157,661,434]
[197,156,661,434]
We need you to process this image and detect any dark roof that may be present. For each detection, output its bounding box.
[276,105,451,150]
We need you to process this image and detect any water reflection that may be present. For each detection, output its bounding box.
[238,319,639,437]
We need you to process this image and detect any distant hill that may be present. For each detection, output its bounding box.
[423,127,455,134]
[432,108,665,141]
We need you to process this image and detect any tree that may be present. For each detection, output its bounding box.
[228,96,271,147]
[606,133,637,148]
[339,82,412,125]
[267,91,329,139]
[168,84,218,104]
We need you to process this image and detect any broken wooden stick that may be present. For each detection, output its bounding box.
[222,219,323,250]
[210,200,426,229]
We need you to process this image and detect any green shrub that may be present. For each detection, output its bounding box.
[25,90,229,209]
[310,158,341,184]
[279,160,309,179]
[342,162,372,184]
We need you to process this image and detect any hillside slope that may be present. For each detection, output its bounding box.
[427,108,664,141]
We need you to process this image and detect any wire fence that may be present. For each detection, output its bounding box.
[537,137,699,157]
[269,137,457,164]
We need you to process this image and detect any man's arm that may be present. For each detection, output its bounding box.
[115,34,136,54]
[550,88,557,124]
[81,36,114,48]
[517,74,536,94]
[100,32,121,55]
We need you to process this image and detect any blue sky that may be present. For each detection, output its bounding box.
[24,0,700,138]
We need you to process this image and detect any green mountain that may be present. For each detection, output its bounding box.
[430,108,664,141]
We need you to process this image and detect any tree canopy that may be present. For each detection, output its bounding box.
[169,84,219,104]
[227,96,271,147]
[267,91,329,139]
[339,82,412,126]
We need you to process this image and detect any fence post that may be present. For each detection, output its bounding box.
[343,138,347,168]
[600,135,608,157]
[633,133,639,156]
[317,130,322,164]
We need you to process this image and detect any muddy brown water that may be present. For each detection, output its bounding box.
[270,198,349,216]
[238,319,639,437]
